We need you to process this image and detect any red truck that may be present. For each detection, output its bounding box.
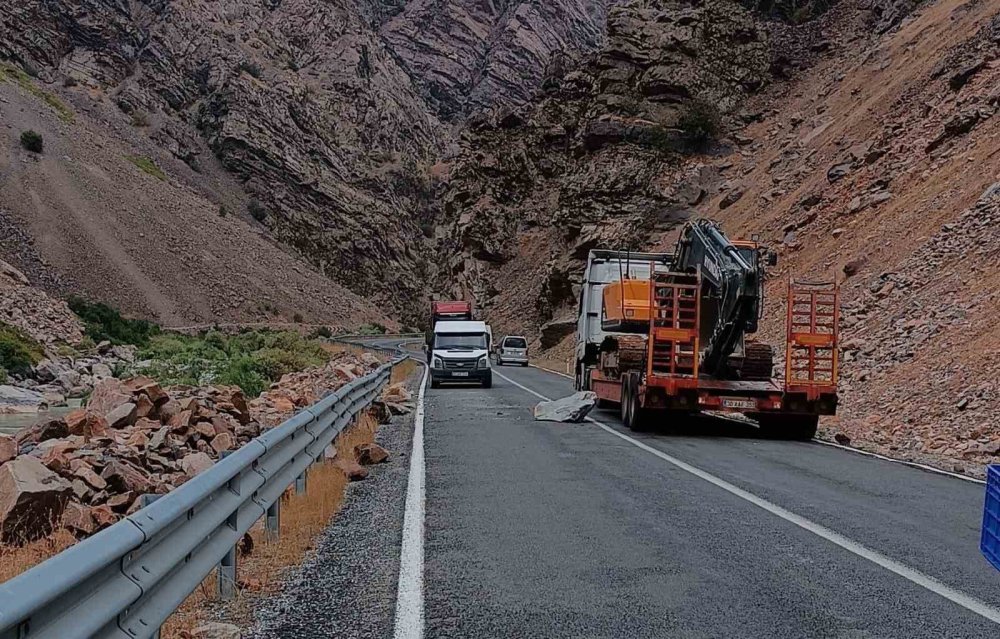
[426,301,475,360]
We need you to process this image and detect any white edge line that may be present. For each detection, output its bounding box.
[393,360,428,639]
[812,439,986,485]
[527,363,985,485]
[492,368,1000,627]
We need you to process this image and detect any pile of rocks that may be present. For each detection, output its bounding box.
[0,342,139,415]
[249,351,385,427]
[0,259,83,347]
[0,351,387,545]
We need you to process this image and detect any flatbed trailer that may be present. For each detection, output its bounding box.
[575,250,839,439]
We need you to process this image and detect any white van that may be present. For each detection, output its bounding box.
[430,320,493,389]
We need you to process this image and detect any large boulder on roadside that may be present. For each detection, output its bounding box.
[64,409,109,439]
[180,452,214,477]
[356,443,389,465]
[16,418,69,445]
[533,392,598,423]
[0,434,19,464]
[87,378,132,417]
[0,456,73,543]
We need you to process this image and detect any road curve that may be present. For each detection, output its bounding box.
[420,362,999,638]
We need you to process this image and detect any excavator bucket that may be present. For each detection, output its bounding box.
[785,279,839,392]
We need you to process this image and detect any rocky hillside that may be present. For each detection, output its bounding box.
[437,0,773,340]
[0,0,622,322]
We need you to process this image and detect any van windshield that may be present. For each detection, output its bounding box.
[435,333,487,350]
[503,337,527,349]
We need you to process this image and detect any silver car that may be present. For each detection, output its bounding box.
[496,335,529,366]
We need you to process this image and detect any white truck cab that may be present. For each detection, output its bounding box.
[430,320,493,389]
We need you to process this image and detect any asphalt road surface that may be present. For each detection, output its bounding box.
[418,363,999,638]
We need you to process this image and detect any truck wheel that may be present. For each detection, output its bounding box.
[620,375,631,423]
[431,379,440,389]
[624,375,650,432]
[482,374,493,389]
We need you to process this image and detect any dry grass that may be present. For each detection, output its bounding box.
[0,529,78,584]
[161,411,381,637]
[391,358,419,384]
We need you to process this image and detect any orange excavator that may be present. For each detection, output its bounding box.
[574,219,839,439]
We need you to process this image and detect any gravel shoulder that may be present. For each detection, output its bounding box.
[248,396,415,638]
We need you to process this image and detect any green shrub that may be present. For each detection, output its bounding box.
[137,329,329,397]
[357,322,388,335]
[0,366,7,383]
[0,322,45,377]
[677,100,722,151]
[238,61,262,79]
[247,199,268,222]
[309,326,333,339]
[126,155,166,181]
[130,110,150,127]
[20,130,43,153]
[68,298,159,346]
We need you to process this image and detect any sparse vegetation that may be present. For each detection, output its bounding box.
[357,322,388,335]
[248,198,269,222]
[677,100,722,151]
[138,329,329,397]
[63,76,78,88]
[0,62,74,123]
[130,110,151,127]
[125,155,167,181]
[218,204,229,217]
[68,298,160,347]
[20,130,43,153]
[0,322,45,377]
[238,60,263,79]
[309,326,333,339]
[740,0,833,23]
[292,312,304,323]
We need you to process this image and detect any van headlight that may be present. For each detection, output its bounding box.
[432,357,443,369]
[477,356,490,370]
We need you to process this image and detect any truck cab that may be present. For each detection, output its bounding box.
[430,321,493,389]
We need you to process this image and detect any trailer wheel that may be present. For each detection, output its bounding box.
[620,375,631,423]
[623,374,651,432]
[758,414,818,441]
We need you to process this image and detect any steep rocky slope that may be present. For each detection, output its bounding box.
[438,0,773,341]
[0,0,625,321]
[381,0,616,119]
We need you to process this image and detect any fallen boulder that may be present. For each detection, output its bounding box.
[356,443,389,465]
[180,452,214,477]
[0,456,73,543]
[0,434,17,465]
[533,392,598,423]
[334,459,369,481]
[192,622,242,639]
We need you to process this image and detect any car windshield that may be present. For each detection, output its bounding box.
[504,337,527,349]
[435,333,487,350]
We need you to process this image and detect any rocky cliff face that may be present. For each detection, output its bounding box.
[436,0,771,338]
[381,0,616,119]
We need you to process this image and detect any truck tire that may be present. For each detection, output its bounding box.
[620,375,631,423]
[623,374,651,432]
[758,414,818,441]
[431,379,440,389]
[482,374,493,389]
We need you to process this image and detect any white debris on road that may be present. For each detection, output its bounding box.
[533,392,598,423]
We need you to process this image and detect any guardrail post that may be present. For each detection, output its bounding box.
[217,545,237,600]
[295,469,307,494]
[266,500,280,542]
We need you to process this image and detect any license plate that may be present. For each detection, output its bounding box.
[452,372,469,377]
[722,398,756,410]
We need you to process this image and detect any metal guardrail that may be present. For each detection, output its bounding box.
[0,357,401,639]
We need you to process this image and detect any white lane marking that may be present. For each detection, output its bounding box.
[393,361,428,639]
[528,363,574,379]
[522,364,987,484]
[492,369,1000,626]
[813,439,986,485]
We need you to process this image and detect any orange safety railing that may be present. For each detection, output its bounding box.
[647,268,701,379]
[785,278,839,390]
